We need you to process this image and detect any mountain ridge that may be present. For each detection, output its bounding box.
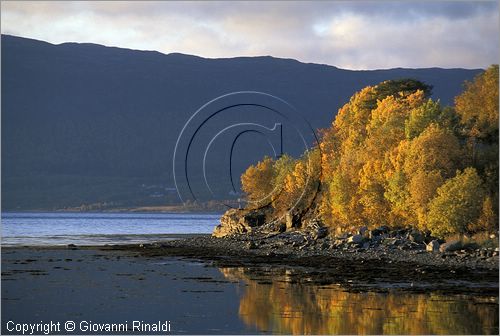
[2,34,486,71]
[1,34,484,210]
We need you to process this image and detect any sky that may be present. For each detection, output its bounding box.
[1,1,498,70]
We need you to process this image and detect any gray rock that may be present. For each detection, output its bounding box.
[377,225,390,233]
[439,240,462,253]
[369,225,389,238]
[409,230,424,243]
[426,240,440,252]
[247,241,258,250]
[347,234,363,244]
[357,226,368,236]
[312,227,328,240]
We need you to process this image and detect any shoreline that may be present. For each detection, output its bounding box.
[110,233,500,295]
[4,232,498,295]
[1,233,210,248]
[4,245,497,335]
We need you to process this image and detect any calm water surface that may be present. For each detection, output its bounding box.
[1,212,219,246]
[224,266,499,334]
[2,213,498,334]
[2,249,498,335]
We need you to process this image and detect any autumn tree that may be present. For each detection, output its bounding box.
[455,65,499,142]
[319,80,434,229]
[241,156,275,208]
[240,70,498,237]
[278,148,321,215]
[427,168,486,237]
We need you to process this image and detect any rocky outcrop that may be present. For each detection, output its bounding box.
[212,208,267,238]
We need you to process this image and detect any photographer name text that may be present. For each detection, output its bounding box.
[5,320,171,334]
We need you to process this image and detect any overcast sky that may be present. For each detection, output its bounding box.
[1,1,498,70]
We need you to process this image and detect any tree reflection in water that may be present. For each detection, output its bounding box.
[220,267,499,335]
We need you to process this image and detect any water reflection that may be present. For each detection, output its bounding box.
[220,267,499,335]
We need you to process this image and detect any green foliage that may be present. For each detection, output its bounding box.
[362,78,432,111]
[376,78,433,99]
[405,99,443,139]
[427,168,486,237]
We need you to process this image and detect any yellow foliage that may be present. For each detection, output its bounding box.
[470,196,498,233]
[408,170,444,229]
[427,168,486,237]
[402,124,462,178]
[455,64,499,140]
[240,73,498,236]
[241,156,275,208]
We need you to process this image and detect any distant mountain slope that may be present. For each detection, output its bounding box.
[1,34,483,210]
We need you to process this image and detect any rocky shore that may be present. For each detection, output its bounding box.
[107,223,499,295]
[209,207,499,267]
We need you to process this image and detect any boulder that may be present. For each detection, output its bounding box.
[213,208,267,238]
[369,225,389,238]
[439,240,462,253]
[347,234,363,244]
[409,230,424,243]
[312,227,328,240]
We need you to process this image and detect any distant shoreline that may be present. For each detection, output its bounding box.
[1,207,225,214]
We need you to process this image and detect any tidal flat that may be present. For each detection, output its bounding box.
[2,242,499,335]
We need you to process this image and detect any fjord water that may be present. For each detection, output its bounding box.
[1,212,219,246]
[225,267,499,335]
[2,212,498,334]
[2,249,498,335]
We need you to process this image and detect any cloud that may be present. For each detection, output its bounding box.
[1,1,498,69]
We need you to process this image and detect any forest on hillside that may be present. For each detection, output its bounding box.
[241,65,499,238]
